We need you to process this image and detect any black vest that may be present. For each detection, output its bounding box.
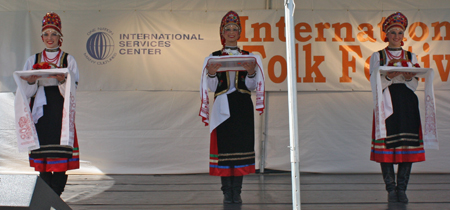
[34,51,69,68]
[378,49,412,66]
[211,50,251,98]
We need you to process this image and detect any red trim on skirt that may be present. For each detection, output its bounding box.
[370,146,425,163]
[210,164,255,177]
[370,115,425,163]
[209,129,255,176]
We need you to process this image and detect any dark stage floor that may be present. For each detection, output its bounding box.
[62,173,450,210]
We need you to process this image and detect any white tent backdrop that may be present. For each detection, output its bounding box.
[1,0,450,174]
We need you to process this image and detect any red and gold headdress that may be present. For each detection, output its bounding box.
[41,12,63,46]
[220,11,241,46]
[383,12,408,33]
[42,12,62,36]
[382,12,408,44]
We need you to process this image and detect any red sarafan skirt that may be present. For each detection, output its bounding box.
[370,84,425,163]
[209,91,256,177]
[29,86,80,172]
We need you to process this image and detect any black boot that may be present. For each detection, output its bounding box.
[221,176,233,204]
[39,172,52,187]
[380,163,397,202]
[51,172,68,196]
[232,176,243,204]
[397,162,412,203]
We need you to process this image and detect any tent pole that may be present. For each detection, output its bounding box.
[265,0,272,10]
[259,92,268,173]
[284,0,301,209]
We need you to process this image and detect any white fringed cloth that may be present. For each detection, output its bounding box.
[13,69,76,152]
[371,66,438,149]
[199,55,265,132]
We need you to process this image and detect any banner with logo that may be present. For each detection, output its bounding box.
[3,9,449,92]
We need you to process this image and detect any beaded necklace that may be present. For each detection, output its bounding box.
[385,47,404,60]
[43,48,62,65]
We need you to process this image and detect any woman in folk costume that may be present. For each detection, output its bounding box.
[369,12,424,203]
[200,11,265,204]
[20,12,79,196]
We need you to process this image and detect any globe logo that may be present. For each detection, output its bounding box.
[86,32,115,60]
